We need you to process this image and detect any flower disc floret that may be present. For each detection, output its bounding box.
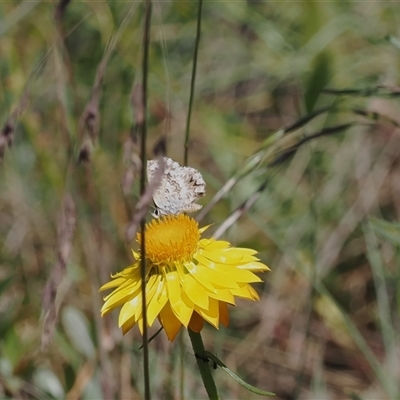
[138,214,200,264]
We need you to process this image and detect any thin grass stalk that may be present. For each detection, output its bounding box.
[184,0,203,166]
[181,1,203,396]
[140,2,152,399]
[154,2,172,140]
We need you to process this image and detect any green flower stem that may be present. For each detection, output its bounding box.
[188,329,220,400]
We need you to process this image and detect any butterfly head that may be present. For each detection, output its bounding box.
[149,202,163,218]
[151,207,162,218]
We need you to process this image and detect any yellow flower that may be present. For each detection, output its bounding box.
[100,214,269,341]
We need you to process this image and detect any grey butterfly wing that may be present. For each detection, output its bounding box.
[147,157,205,215]
[172,165,205,212]
[147,158,168,212]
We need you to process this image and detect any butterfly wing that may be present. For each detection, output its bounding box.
[147,157,205,216]
[147,158,168,212]
[172,165,205,212]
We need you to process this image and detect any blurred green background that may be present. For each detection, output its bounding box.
[2,1,400,399]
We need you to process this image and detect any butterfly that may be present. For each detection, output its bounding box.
[147,157,206,217]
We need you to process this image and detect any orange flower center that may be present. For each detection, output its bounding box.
[138,214,200,264]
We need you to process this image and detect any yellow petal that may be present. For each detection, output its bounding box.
[219,302,229,327]
[194,254,240,288]
[188,312,204,333]
[208,288,235,304]
[119,296,141,326]
[181,273,209,310]
[100,278,124,291]
[177,291,195,327]
[165,270,181,315]
[159,303,182,341]
[199,225,211,234]
[237,261,270,271]
[122,315,136,335]
[225,247,259,257]
[131,249,140,260]
[200,239,231,249]
[195,298,219,328]
[199,246,259,263]
[146,275,167,325]
[230,284,260,300]
[184,261,217,293]
[101,283,141,315]
[100,266,139,291]
[216,265,263,283]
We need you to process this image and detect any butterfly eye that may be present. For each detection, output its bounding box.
[153,209,161,218]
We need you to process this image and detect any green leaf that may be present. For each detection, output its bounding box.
[204,351,275,397]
